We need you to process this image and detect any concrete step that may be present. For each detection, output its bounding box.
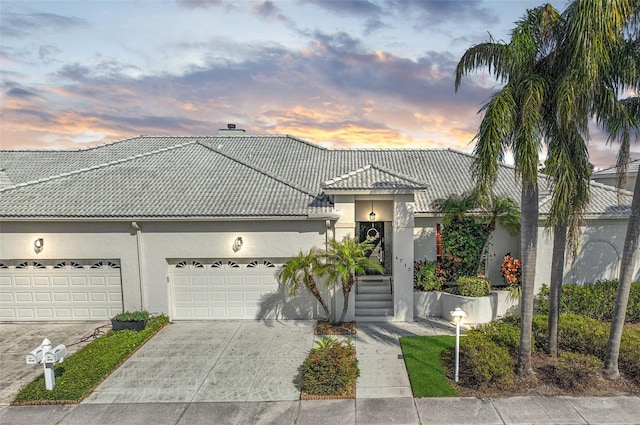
[357,284,392,294]
[355,307,394,316]
[355,315,396,322]
[355,300,393,309]
[355,293,392,301]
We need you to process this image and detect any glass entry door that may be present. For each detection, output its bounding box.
[358,221,392,275]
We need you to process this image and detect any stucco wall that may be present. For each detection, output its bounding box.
[535,218,639,292]
[0,221,141,311]
[0,219,328,317]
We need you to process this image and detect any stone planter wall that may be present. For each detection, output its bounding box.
[413,290,518,325]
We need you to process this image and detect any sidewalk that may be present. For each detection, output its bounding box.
[1,396,639,424]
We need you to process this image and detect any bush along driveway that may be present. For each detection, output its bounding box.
[13,315,169,404]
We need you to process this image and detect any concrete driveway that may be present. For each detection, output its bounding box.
[84,321,316,404]
[0,321,110,405]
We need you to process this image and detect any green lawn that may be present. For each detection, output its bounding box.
[399,335,457,397]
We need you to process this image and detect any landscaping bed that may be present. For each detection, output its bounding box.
[13,315,169,405]
[315,320,356,335]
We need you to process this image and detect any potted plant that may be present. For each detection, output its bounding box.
[111,310,150,332]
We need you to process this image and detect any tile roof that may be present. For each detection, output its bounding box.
[0,135,631,220]
[322,164,428,191]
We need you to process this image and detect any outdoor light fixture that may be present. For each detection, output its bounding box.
[233,237,243,252]
[369,201,376,221]
[34,238,44,253]
[450,307,466,383]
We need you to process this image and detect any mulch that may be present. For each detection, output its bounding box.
[314,321,357,335]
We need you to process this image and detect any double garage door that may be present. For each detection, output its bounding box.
[0,260,123,321]
[169,259,284,320]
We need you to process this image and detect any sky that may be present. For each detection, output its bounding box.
[1,0,638,169]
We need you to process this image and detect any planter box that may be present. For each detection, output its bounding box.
[413,290,518,324]
[413,291,442,318]
[111,319,147,332]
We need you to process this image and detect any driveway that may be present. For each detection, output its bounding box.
[84,321,316,404]
[0,321,110,405]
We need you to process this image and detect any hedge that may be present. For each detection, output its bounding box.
[14,315,169,404]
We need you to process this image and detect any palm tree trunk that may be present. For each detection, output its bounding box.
[518,183,538,377]
[549,224,567,357]
[604,175,640,379]
[338,275,355,324]
[309,279,331,319]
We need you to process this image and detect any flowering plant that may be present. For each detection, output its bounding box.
[501,253,522,287]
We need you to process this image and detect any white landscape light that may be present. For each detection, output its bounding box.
[450,307,466,383]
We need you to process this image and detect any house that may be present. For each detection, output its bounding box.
[0,130,636,323]
[591,159,639,192]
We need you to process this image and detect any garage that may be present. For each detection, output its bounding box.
[169,259,284,320]
[0,259,123,321]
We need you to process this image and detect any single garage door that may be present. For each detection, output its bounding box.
[169,259,284,320]
[0,260,123,321]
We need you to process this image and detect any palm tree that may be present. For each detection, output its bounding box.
[601,99,640,378]
[543,125,592,357]
[278,248,331,319]
[549,0,639,379]
[456,4,561,376]
[321,236,383,324]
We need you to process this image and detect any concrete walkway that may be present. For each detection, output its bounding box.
[1,319,639,424]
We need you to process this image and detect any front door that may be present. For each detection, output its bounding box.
[358,221,392,274]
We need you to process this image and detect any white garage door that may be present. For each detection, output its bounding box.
[0,260,123,321]
[170,259,283,320]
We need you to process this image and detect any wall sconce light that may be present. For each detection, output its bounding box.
[34,238,44,253]
[233,237,243,252]
[369,201,376,221]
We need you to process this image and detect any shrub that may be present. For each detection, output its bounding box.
[554,352,602,389]
[443,333,513,387]
[531,313,608,357]
[302,337,359,396]
[440,220,489,280]
[535,280,640,323]
[620,327,640,385]
[473,320,522,356]
[414,260,442,291]
[112,310,150,322]
[14,315,169,403]
[452,276,490,297]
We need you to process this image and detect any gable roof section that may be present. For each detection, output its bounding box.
[0,141,332,219]
[322,164,428,192]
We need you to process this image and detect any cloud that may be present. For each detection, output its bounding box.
[0,11,86,38]
[303,0,383,18]
[175,0,223,9]
[252,1,288,22]
[387,0,499,27]
[6,87,40,98]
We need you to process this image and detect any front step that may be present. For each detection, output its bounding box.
[355,275,393,318]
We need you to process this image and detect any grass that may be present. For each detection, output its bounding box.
[400,335,457,397]
[13,315,169,405]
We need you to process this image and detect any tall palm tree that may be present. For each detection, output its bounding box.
[601,100,640,378]
[321,236,383,324]
[456,4,561,376]
[543,124,592,357]
[278,248,331,319]
[551,0,639,379]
